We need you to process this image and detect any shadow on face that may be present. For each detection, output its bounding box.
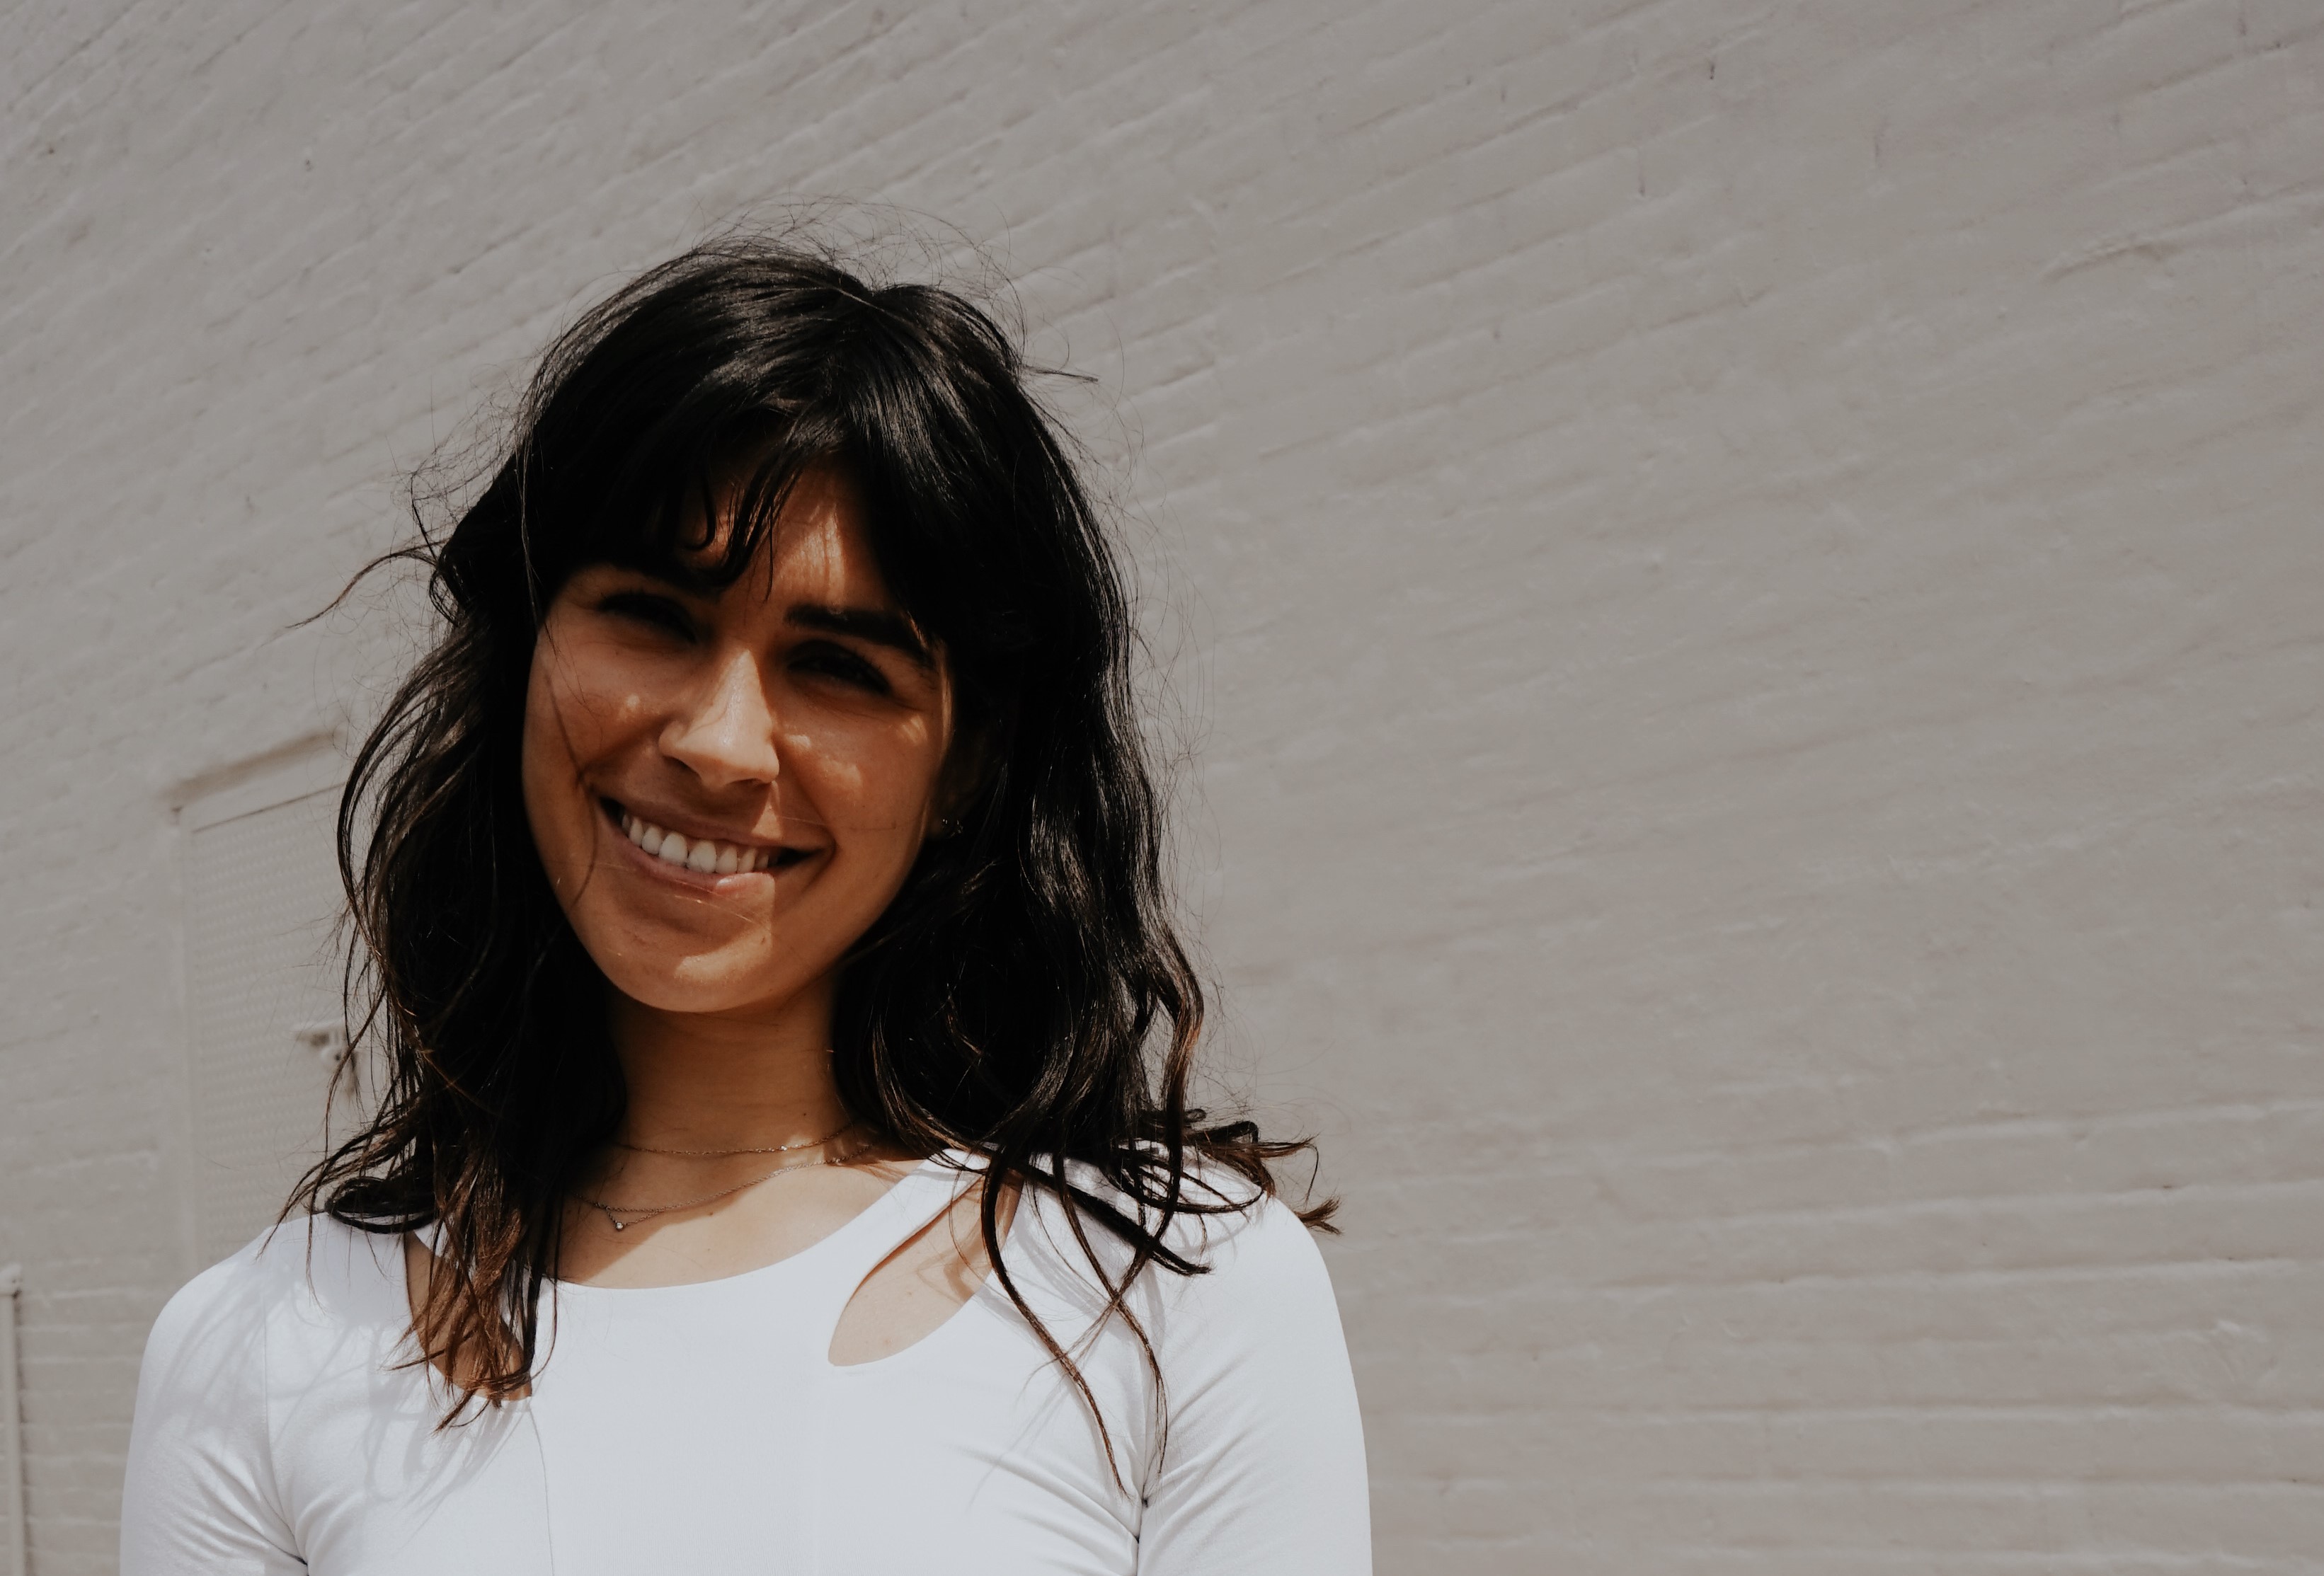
[520,462,959,1020]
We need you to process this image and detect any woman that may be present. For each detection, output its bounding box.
[120,240,1370,1573]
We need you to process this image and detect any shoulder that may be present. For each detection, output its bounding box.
[1119,1155,1327,1279]
[1021,1156,1339,1325]
[126,1216,401,1572]
[1152,1186,1341,1344]
[140,1225,294,1391]
[140,1214,407,1398]
[1118,1173,1370,1568]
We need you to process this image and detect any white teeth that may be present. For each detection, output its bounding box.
[617,807,769,877]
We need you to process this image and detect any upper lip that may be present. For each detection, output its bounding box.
[601,795,806,853]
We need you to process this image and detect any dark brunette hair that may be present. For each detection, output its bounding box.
[297,235,1329,1430]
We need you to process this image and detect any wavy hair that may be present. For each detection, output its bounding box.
[294,236,1330,1434]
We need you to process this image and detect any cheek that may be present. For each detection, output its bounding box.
[520,643,640,871]
[791,716,944,841]
[520,665,580,879]
[527,632,658,768]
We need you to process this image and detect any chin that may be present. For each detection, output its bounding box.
[600,965,775,1018]
[583,926,816,1016]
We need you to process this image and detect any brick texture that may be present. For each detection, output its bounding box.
[3,1,2321,1570]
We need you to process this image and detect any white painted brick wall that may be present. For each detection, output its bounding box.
[4,1,2320,1570]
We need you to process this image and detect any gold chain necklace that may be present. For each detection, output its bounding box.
[578,1129,870,1232]
[611,1114,857,1158]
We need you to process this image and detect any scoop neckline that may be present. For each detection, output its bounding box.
[547,1149,966,1299]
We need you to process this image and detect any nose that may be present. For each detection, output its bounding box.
[659,645,782,789]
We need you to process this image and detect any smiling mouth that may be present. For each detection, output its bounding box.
[602,798,813,877]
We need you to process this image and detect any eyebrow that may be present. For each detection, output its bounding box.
[785,604,934,667]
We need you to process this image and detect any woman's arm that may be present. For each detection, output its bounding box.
[1136,1195,1372,1575]
[120,1249,303,1575]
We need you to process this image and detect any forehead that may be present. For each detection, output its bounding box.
[681,461,895,611]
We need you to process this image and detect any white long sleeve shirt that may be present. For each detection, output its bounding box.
[121,1154,1370,1574]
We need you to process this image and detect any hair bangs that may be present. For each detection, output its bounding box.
[523,365,857,610]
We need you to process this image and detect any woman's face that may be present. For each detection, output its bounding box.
[521,462,956,1019]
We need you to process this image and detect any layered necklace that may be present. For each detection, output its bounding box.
[578,1117,867,1233]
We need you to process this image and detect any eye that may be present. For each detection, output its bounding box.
[791,640,893,695]
[595,589,696,638]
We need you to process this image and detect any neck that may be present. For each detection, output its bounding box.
[606,976,852,1151]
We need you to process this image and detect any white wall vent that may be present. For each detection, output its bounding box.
[178,747,355,1267]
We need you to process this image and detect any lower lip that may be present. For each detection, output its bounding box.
[600,801,808,892]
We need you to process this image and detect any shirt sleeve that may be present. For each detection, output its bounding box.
[120,1245,304,1575]
[1135,1194,1372,1575]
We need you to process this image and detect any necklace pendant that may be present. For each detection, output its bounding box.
[611,1217,626,1231]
